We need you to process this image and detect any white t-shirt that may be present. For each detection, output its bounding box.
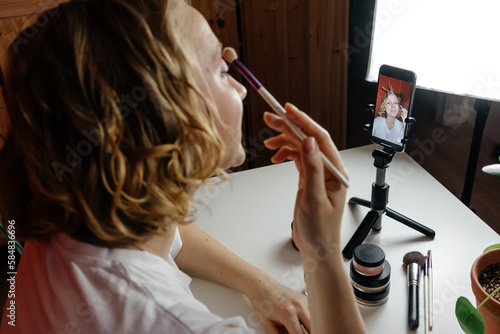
[372,117,405,145]
[1,228,255,333]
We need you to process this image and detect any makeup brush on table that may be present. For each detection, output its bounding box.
[423,255,429,334]
[222,47,350,188]
[427,250,433,330]
[403,251,426,330]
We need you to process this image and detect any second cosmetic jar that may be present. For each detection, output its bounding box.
[350,244,391,306]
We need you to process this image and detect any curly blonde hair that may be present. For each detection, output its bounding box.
[0,0,227,247]
[378,92,402,118]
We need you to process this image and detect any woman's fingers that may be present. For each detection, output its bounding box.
[263,112,302,149]
[298,306,311,334]
[264,105,348,181]
[263,133,293,150]
[270,146,299,164]
[401,107,408,120]
[300,137,328,204]
[284,104,348,178]
[248,276,310,334]
[263,111,285,131]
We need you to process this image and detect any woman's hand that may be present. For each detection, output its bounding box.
[263,103,348,254]
[263,104,366,334]
[246,273,310,334]
[399,106,408,123]
[176,224,311,333]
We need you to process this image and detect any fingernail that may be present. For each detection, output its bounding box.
[267,115,284,130]
[285,102,298,111]
[285,103,299,121]
[304,137,316,155]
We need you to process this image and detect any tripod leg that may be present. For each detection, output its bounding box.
[385,207,436,239]
[348,197,371,208]
[342,210,380,259]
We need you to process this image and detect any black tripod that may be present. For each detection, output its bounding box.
[342,111,435,259]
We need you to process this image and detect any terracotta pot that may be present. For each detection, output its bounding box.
[470,248,500,334]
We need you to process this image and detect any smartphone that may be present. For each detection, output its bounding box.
[371,64,417,152]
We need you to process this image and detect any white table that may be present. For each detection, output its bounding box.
[191,144,499,333]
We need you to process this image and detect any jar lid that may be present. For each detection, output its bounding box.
[350,260,391,288]
[353,244,385,267]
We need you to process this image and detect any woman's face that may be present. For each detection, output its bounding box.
[385,93,399,119]
[181,5,247,169]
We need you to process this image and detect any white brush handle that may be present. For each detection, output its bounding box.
[424,275,429,334]
[258,87,350,188]
[429,267,433,330]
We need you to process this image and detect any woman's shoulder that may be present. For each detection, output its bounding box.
[373,117,385,126]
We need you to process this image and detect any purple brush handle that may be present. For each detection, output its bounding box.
[232,59,262,90]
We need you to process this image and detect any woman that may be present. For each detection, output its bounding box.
[0,0,365,333]
[372,91,408,145]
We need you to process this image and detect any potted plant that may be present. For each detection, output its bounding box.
[396,91,405,104]
[455,158,500,333]
[455,246,500,334]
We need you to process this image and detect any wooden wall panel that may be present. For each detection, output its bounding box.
[0,15,32,145]
[0,16,32,73]
[241,0,349,168]
[0,84,6,150]
[191,0,240,51]
[0,0,65,19]
[0,15,33,144]
[240,0,305,167]
[0,1,68,69]
[309,0,349,149]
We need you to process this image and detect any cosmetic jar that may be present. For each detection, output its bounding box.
[350,244,391,306]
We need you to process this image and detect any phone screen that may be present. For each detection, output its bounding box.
[371,67,416,152]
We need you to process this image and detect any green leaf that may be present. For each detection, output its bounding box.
[456,297,485,334]
[484,244,500,253]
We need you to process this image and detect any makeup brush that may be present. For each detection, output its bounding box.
[403,251,426,330]
[423,256,429,334]
[222,47,350,188]
[428,250,433,330]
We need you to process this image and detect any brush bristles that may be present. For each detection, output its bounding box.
[403,251,425,268]
[222,47,239,64]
